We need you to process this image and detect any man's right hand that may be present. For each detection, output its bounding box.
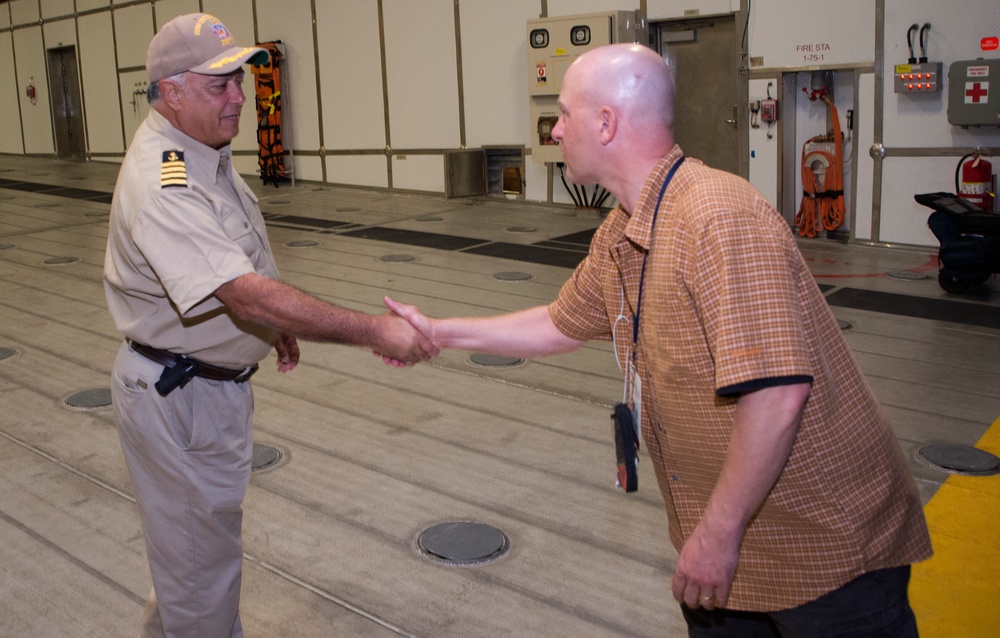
[384,296,435,337]
[381,296,583,363]
[374,305,438,366]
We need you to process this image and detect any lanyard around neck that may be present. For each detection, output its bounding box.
[632,156,684,354]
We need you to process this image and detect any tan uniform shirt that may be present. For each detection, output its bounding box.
[550,146,932,611]
[104,109,278,368]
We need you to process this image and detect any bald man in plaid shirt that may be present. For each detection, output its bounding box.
[386,43,931,637]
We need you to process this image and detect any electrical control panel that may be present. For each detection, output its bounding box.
[948,59,1000,127]
[893,62,942,94]
[894,23,941,95]
[527,11,647,163]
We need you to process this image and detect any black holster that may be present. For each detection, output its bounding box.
[154,358,201,396]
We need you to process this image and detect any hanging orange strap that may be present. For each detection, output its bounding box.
[820,101,845,232]
[252,42,287,186]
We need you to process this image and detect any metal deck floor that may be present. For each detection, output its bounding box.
[0,156,997,637]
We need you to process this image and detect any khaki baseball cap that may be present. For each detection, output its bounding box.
[146,13,268,83]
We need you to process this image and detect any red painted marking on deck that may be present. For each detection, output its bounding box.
[811,256,938,279]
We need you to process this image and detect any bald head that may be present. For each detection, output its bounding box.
[551,44,676,208]
[565,43,675,134]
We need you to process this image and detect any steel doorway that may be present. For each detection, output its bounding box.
[655,16,746,177]
[46,46,86,160]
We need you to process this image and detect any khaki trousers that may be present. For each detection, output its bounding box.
[112,341,253,638]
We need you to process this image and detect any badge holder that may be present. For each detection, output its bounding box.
[612,402,639,492]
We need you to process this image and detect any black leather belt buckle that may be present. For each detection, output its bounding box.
[233,365,258,383]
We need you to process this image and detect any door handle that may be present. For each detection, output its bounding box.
[725,105,738,128]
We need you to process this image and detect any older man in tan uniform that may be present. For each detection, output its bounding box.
[105,13,435,637]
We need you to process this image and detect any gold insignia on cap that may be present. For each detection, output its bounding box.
[193,15,215,36]
[161,150,188,188]
[207,47,258,70]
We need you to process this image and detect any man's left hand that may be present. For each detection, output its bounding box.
[274,333,300,372]
[671,520,740,610]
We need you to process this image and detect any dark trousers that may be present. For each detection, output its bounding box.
[682,566,918,638]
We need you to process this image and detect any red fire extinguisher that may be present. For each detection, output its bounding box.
[956,153,994,210]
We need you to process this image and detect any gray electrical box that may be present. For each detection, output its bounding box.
[892,62,942,94]
[527,11,647,163]
[948,59,1000,127]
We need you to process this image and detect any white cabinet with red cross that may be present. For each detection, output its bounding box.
[948,59,1000,128]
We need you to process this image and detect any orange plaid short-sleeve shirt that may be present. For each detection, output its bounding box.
[550,147,932,611]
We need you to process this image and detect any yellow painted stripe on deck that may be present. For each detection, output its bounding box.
[911,416,1000,637]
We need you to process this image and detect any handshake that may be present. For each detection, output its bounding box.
[374,296,440,367]
[370,296,582,367]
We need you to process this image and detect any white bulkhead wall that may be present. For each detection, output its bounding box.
[0,0,998,248]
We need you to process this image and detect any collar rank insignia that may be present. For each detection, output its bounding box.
[161,150,188,189]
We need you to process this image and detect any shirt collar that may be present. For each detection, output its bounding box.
[148,109,231,183]
[624,144,684,251]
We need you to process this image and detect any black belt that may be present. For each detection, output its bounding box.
[128,341,258,396]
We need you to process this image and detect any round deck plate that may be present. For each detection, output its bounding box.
[418,521,510,566]
[251,444,283,472]
[64,388,112,410]
[918,444,1000,475]
[469,353,524,368]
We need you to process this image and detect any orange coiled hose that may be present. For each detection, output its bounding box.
[795,94,845,237]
